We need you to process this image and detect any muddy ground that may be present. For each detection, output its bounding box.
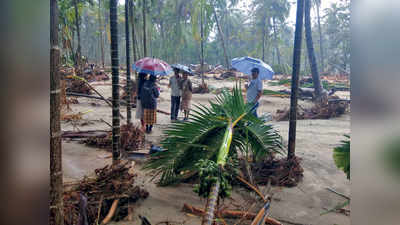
[62,74,350,225]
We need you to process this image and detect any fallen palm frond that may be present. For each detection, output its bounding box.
[145,85,283,186]
[145,85,284,224]
[59,162,149,225]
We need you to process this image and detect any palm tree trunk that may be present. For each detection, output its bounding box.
[212,7,229,69]
[74,0,82,70]
[304,0,324,99]
[142,0,147,57]
[202,123,235,225]
[110,0,120,164]
[288,0,305,160]
[98,0,105,68]
[129,0,138,62]
[202,181,220,225]
[316,1,324,72]
[125,0,132,124]
[50,0,64,224]
[200,3,205,85]
[129,0,139,98]
[272,17,281,65]
[262,15,267,62]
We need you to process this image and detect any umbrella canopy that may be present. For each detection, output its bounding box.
[231,56,274,80]
[133,57,172,76]
[171,63,194,75]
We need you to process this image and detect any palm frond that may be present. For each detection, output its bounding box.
[333,135,350,179]
[144,84,284,185]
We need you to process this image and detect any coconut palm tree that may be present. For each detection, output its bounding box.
[110,0,120,164]
[125,0,132,123]
[50,0,64,224]
[304,0,325,102]
[145,85,283,224]
[288,0,304,160]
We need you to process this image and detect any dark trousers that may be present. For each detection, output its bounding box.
[171,96,181,119]
[250,102,260,118]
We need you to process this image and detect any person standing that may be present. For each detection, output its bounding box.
[140,75,160,133]
[180,71,192,121]
[169,68,182,121]
[246,68,263,117]
[136,72,147,130]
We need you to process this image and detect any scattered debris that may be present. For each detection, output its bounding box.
[252,157,304,187]
[84,123,145,152]
[62,130,109,139]
[193,83,210,94]
[60,162,149,225]
[275,97,350,121]
[182,204,282,225]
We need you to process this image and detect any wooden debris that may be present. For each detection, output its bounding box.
[182,204,281,225]
[252,157,304,187]
[193,83,210,94]
[84,123,145,151]
[62,130,109,139]
[59,162,149,225]
[275,97,350,121]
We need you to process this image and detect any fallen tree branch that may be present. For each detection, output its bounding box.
[182,204,281,225]
[101,199,119,224]
[62,130,109,139]
[236,176,265,202]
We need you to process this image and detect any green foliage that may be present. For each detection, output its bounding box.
[333,135,350,179]
[144,85,283,186]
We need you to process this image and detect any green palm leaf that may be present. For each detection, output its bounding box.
[144,85,284,185]
[333,135,350,179]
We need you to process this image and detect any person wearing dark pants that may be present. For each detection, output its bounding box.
[245,68,263,118]
[169,68,182,121]
[171,96,181,120]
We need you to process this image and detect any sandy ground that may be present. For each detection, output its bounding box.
[62,75,350,225]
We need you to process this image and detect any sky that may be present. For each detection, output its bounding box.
[118,0,340,27]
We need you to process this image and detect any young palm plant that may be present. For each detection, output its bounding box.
[145,85,283,224]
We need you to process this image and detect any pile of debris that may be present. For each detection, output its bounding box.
[83,69,110,82]
[193,82,210,94]
[252,157,304,187]
[84,123,145,152]
[275,97,350,121]
[65,79,92,95]
[61,162,149,225]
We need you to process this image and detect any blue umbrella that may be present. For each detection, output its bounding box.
[231,56,274,80]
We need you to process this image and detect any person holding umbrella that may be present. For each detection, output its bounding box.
[231,56,274,118]
[140,74,160,133]
[136,72,147,130]
[132,57,173,128]
[245,68,263,117]
[168,68,182,121]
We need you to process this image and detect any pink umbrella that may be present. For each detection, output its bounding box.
[132,57,173,76]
